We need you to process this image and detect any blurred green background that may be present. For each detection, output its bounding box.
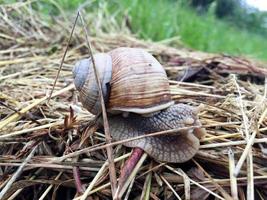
[1,0,267,61]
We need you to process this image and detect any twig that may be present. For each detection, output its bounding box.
[7,168,43,200]
[200,137,267,148]
[47,12,79,103]
[38,172,62,200]
[0,162,100,171]
[0,84,74,130]
[165,165,225,200]
[140,163,152,200]
[232,74,249,138]
[176,175,267,186]
[160,174,182,200]
[0,145,38,199]
[193,160,232,200]
[234,79,267,177]
[73,166,84,194]
[176,169,190,200]
[78,10,117,197]
[124,178,135,200]
[246,148,254,200]
[228,149,238,200]
[78,153,131,200]
[137,163,166,179]
[0,102,41,125]
[0,56,47,67]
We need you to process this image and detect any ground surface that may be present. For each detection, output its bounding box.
[1,2,267,200]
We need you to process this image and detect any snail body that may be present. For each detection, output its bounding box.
[102,104,205,163]
[73,47,173,115]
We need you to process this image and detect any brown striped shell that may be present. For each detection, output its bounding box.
[72,53,112,115]
[108,47,173,114]
[73,47,173,115]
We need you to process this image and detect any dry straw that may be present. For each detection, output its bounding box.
[1,1,267,200]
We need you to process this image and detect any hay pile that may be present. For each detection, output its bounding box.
[1,2,267,200]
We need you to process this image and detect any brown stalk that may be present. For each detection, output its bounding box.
[193,159,233,200]
[38,172,63,200]
[160,174,182,200]
[234,78,267,177]
[0,102,41,125]
[165,165,225,200]
[140,162,153,200]
[73,166,85,194]
[77,11,117,197]
[228,148,238,200]
[47,12,79,103]
[0,144,38,199]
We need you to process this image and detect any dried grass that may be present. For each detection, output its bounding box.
[1,2,267,200]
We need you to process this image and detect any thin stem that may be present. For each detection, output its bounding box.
[48,12,79,103]
[78,10,117,197]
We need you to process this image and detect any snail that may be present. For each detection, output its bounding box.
[73,47,206,163]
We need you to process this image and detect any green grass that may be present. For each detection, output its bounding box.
[117,0,267,61]
[2,0,266,61]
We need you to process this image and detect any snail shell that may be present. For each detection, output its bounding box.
[101,104,206,163]
[73,53,112,115]
[73,47,174,115]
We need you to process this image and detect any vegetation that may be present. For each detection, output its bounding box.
[118,0,267,60]
[1,0,267,61]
